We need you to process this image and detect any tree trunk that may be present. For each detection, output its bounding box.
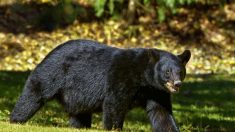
[127,0,136,24]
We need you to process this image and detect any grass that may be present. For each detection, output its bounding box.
[0,71,234,131]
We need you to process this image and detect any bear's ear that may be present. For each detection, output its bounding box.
[148,49,160,63]
[178,50,191,65]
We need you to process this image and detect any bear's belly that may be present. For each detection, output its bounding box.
[60,83,105,114]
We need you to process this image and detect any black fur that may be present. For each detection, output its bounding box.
[10,39,190,131]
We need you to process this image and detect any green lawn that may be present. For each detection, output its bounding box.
[0,71,234,131]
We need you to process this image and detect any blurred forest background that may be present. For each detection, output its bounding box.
[0,0,235,132]
[0,0,234,73]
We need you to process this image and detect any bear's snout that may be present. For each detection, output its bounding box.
[174,80,182,88]
[165,80,182,93]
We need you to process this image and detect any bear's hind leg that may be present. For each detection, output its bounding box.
[10,79,44,123]
[69,113,92,128]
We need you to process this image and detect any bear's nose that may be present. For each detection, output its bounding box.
[174,81,182,87]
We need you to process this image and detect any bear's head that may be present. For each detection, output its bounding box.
[149,50,191,93]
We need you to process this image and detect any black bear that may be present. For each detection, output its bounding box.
[10,39,191,131]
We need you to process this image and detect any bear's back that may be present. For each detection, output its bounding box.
[35,39,117,74]
[30,40,119,101]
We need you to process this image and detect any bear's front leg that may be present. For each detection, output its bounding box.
[103,96,128,130]
[146,100,179,132]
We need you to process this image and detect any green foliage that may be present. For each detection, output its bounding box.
[146,0,197,22]
[108,0,114,15]
[92,0,198,22]
[94,0,107,17]
[93,0,124,17]
[157,6,166,23]
[15,0,230,23]
[92,0,229,22]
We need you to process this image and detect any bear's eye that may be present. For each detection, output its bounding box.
[166,69,170,76]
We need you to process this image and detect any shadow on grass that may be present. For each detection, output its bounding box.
[173,74,235,131]
[176,107,235,129]
[0,71,29,110]
[0,71,234,131]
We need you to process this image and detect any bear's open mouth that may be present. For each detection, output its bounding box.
[164,82,179,93]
